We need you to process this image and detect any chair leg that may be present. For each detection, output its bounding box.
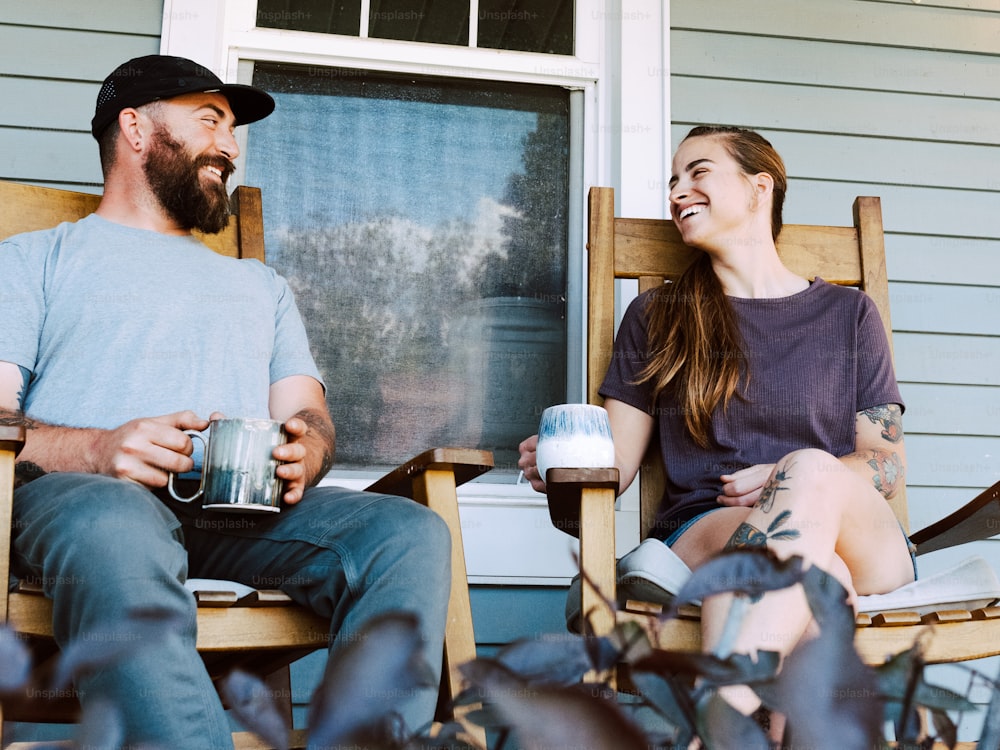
[263,666,293,731]
[410,467,486,747]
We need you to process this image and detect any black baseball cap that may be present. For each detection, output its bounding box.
[91,54,275,139]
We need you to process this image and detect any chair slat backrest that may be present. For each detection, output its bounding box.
[0,181,265,261]
[585,187,905,537]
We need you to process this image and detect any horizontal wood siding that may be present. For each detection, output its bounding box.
[672,0,1000,736]
[0,1,163,191]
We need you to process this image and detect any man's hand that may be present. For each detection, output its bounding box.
[91,410,210,487]
[273,415,318,505]
[4,408,210,488]
[268,375,336,505]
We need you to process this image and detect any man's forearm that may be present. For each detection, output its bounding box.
[0,407,103,482]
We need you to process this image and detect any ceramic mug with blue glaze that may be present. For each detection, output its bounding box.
[536,404,615,481]
[168,418,287,513]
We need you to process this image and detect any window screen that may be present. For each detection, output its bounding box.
[246,64,570,472]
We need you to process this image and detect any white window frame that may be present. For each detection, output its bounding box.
[160,0,670,583]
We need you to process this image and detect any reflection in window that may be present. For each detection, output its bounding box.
[255,0,574,55]
[246,65,569,472]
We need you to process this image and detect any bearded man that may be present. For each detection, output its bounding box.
[0,55,451,748]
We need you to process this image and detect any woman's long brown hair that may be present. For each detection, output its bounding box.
[635,126,787,447]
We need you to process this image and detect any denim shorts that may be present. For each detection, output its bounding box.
[664,507,918,581]
[663,507,725,547]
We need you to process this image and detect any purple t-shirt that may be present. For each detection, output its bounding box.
[599,278,903,539]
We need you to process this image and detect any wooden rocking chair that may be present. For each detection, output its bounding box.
[547,186,1000,677]
[0,180,491,749]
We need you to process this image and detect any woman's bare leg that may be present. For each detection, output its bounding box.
[670,449,914,733]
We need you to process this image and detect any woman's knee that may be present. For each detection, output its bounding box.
[773,449,853,504]
[775,448,840,476]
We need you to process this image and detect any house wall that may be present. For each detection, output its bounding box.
[0,2,163,190]
[671,0,1000,735]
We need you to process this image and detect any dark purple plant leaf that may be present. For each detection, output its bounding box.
[633,648,780,687]
[0,624,31,692]
[768,629,881,749]
[874,644,976,736]
[399,719,478,749]
[74,697,125,750]
[695,691,771,750]
[977,669,1000,750]
[52,607,185,690]
[307,612,436,749]
[930,707,958,748]
[628,670,696,745]
[668,549,805,612]
[798,564,855,638]
[493,633,599,685]
[401,731,480,750]
[218,669,290,750]
[460,658,647,750]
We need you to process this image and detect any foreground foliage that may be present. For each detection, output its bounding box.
[0,549,996,748]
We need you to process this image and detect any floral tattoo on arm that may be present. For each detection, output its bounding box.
[865,450,903,499]
[861,404,903,444]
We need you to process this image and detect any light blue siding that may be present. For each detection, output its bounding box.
[0,2,163,190]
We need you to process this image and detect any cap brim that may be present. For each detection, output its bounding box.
[215,84,276,126]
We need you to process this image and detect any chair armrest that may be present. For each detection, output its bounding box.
[545,468,620,539]
[0,425,25,458]
[365,447,493,499]
[910,480,1000,555]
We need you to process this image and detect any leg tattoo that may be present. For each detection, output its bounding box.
[725,511,801,551]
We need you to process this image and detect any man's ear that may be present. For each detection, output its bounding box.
[117,108,147,153]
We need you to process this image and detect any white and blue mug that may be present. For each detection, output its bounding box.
[168,417,287,513]
[536,404,615,481]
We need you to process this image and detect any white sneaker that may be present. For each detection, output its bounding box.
[616,538,693,605]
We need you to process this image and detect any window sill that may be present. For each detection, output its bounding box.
[318,471,639,584]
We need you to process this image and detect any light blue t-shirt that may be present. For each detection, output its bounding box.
[0,214,323,429]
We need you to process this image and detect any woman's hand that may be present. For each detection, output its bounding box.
[718,463,776,507]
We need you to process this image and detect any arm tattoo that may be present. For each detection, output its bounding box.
[865,449,903,499]
[0,407,45,486]
[15,365,30,410]
[294,408,335,481]
[0,408,36,430]
[860,404,903,444]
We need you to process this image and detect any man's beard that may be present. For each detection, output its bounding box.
[143,126,236,234]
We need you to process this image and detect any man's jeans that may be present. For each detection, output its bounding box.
[12,472,452,748]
